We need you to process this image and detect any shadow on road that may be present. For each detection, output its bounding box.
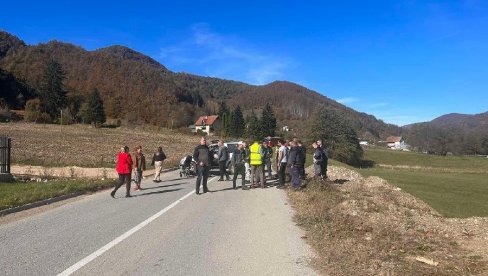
[132,188,183,197]
[209,187,235,193]
[142,183,185,190]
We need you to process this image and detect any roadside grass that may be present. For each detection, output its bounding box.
[288,179,486,275]
[359,148,488,218]
[0,179,116,211]
[364,147,488,171]
[360,169,488,218]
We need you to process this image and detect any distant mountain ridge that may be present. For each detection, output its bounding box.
[430,112,488,128]
[0,30,400,139]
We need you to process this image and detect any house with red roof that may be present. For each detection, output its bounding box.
[194,115,219,134]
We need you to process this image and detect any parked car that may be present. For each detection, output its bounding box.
[208,141,240,174]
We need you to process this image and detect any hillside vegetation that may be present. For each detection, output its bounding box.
[0,31,400,139]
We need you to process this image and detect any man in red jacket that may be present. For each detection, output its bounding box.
[111,146,133,198]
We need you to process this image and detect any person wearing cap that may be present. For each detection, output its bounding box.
[249,139,265,188]
[111,146,133,198]
[231,141,249,190]
[133,145,146,190]
[193,137,211,194]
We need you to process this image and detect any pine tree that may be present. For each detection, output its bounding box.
[85,89,106,127]
[39,60,67,122]
[218,101,231,137]
[246,110,263,140]
[309,108,363,166]
[230,105,245,138]
[261,102,277,137]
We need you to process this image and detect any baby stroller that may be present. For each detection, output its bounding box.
[179,155,196,177]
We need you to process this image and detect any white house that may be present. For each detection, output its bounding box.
[386,136,405,150]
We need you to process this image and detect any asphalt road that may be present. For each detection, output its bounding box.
[0,169,317,276]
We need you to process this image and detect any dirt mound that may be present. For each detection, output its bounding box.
[294,166,488,275]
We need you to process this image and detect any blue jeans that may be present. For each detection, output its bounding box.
[196,165,209,193]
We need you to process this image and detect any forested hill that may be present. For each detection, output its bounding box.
[0,30,400,139]
[404,112,488,155]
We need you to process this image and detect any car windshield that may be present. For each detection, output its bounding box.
[226,143,238,152]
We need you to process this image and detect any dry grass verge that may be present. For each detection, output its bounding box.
[0,122,200,168]
[288,166,488,275]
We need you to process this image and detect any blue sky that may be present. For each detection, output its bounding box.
[1,0,487,126]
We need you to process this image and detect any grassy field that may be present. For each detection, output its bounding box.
[0,122,200,168]
[359,147,488,218]
[0,179,116,210]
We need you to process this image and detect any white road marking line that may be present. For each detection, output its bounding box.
[57,176,218,276]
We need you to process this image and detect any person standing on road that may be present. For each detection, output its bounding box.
[276,140,289,188]
[312,142,322,179]
[151,146,166,182]
[193,137,211,195]
[250,139,265,188]
[231,141,249,190]
[288,141,301,190]
[217,140,230,181]
[133,145,146,190]
[243,141,251,182]
[111,146,133,198]
[263,141,273,179]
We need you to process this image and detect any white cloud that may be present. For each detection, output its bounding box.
[336,97,359,104]
[157,24,291,84]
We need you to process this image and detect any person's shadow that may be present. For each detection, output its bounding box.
[132,188,183,197]
[142,182,185,190]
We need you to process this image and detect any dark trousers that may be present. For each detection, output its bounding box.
[232,164,246,188]
[297,164,305,180]
[291,166,301,188]
[321,159,328,179]
[114,173,131,196]
[278,162,287,186]
[219,161,229,180]
[196,165,209,193]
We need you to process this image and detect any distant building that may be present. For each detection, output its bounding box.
[359,141,369,146]
[282,126,290,132]
[386,136,405,150]
[194,115,219,134]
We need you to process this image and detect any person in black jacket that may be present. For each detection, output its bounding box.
[231,142,249,190]
[151,146,167,182]
[297,140,306,180]
[317,139,329,179]
[193,137,211,194]
[287,141,301,190]
[217,140,230,181]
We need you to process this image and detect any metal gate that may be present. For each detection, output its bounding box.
[0,135,11,174]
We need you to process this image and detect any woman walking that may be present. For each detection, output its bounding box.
[111,146,133,198]
[151,146,167,182]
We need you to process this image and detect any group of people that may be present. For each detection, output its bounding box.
[111,136,328,198]
[111,145,166,198]
[192,136,329,194]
